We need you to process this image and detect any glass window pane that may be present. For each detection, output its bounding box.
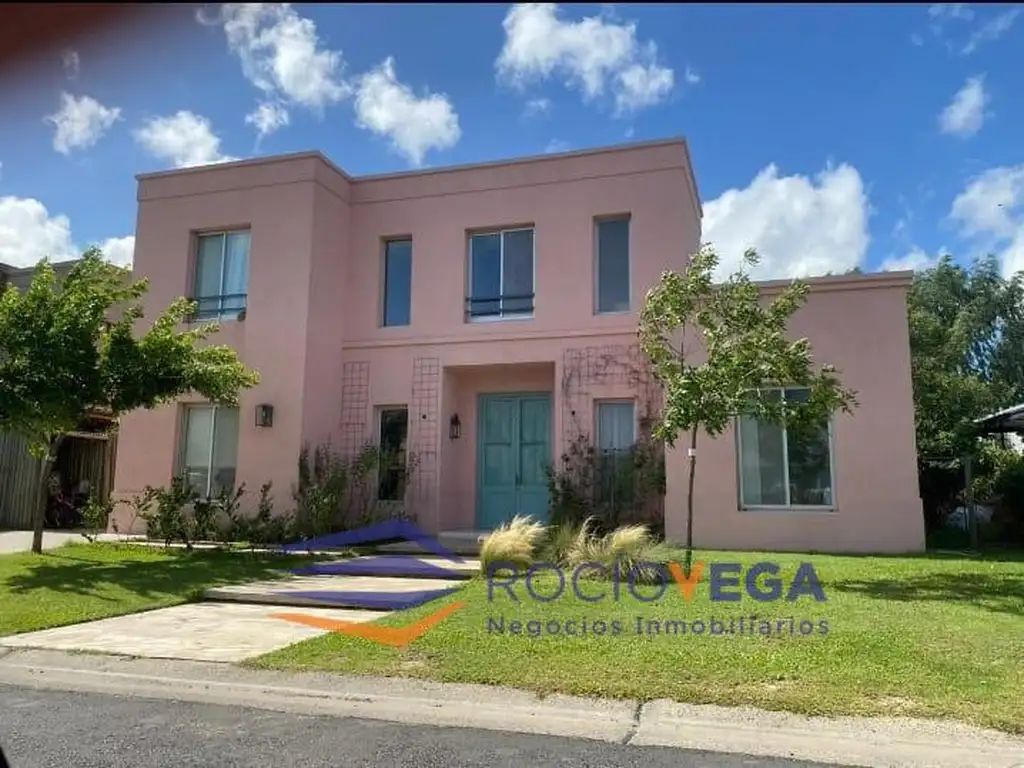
[223,231,250,297]
[783,388,832,505]
[597,218,630,313]
[183,407,213,467]
[502,229,534,314]
[469,233,501,317]
[378,408,409,501]
[211,407,239,495]
[739,415,787,506]
[597,402,634,451]
[383,240,412,327]
[195,235,224,300]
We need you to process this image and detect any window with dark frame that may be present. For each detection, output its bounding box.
[596,216,630,314]
[193,231,250,321]
[467,227,535,320]
[180,405,240,498]
[378,407,409,501]
[382,239,412,327]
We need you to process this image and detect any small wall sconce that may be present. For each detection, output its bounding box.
[255,404,274,428]
[449,413,461,440]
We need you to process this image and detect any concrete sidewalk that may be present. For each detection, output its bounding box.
[0,648,1020,768]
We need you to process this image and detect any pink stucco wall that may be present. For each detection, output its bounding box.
[112,139,924,553]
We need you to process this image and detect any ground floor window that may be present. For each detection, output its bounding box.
[180,405,240,497]
[595,400,636,505]
[378,406,409,501]
[737,387,834,508]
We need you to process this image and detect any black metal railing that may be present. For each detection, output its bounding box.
[190,293,248,322]
[466,293,535,319]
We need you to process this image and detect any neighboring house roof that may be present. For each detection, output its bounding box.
[974,404,1024,434]
[0,259,80,293]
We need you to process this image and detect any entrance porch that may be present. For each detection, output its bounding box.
[437,362,557,533]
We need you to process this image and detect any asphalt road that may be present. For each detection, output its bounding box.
[0,685,835,768]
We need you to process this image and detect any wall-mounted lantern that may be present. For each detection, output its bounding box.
[449,413,461,440]
[255,404,274,428]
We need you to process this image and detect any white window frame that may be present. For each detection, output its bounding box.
[193,230,250,322]
[594,215,632,315]
[466,227,536,323]
[178,404,240,499]
[735,387,837,511]
[376,405,410,502]
[381,238,413,328]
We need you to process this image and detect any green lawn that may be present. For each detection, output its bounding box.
[0,542,311,637]
[251,549,1024,733]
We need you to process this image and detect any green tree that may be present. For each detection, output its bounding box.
[638,245,858,570]
[908,254,1024,531]
[0,247,259,553]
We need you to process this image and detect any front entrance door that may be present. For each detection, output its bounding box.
[476,393,551,530]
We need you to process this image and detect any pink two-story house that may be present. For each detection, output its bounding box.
[112,138,926,553]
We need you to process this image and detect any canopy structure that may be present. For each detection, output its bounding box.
[974,403,1024,435]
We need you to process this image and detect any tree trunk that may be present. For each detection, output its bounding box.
[30,435,65,554]
[684,426,698,574]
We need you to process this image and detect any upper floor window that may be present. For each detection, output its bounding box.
[194,230,250,321]
[737,387,835,509]
[596,216,630,314]
[180,404,239,498]
[382,239,412,327]
[467,227,534,321]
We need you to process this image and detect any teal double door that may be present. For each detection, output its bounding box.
[476,393,552,530]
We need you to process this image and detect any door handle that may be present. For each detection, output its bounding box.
[515,473,521,486]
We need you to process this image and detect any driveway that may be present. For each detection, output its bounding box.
[0,531,82,554]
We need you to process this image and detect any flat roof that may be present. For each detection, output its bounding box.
[134,136,703,210]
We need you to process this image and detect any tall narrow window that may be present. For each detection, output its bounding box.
[467,228,535,320]
[595,400,636,507]
[180,405,240,497]
[378,407,409,501]
[193,231,250,321]
[596,216,630,314]
[737,388,835,508]
[382,239,412,327]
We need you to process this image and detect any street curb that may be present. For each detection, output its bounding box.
[0,649,1022,767]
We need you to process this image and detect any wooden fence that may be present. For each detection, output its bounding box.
[0,431,118,529]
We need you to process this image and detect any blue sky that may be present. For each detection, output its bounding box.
[1,3,1023,280]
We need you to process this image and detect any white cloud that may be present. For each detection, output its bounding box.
[134,111,237,169]
[0,196,132,268]
[61,49,80,80]
[44,92,121,155]
[962,8,1019,54]
[684,65,701,85]
[880,248,938,272]
[544,139,571,153]
[523,97,552,118]
[496,3,674,115]
[703,163,871,280]
[939,75,989,137]
[203,3,350,137]
[950,164,1024,276]
[353,57,461,167]
[245,101,290,139]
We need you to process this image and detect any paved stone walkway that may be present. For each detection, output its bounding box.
[0,603,383,662]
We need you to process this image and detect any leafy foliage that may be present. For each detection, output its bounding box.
[637,245,858,566]
[0,248,259,551]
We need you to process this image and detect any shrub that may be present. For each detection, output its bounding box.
[480,515,548,576]
[546,433,665,535]
[564,519,670,585]
[79,494,115,542]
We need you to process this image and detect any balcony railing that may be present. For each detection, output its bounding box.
[466,292,535,319]
[190,293,248,322]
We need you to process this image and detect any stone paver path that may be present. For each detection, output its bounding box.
[0,531,83,554]
[205,574,466,610]
[0,603,381,663]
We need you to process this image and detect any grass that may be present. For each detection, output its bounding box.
[250,548,1024,734]
[0,541,314,637]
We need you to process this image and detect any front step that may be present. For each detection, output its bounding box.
[293,555,477,580]
[204,574,466,611]
[375,531,487,557]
